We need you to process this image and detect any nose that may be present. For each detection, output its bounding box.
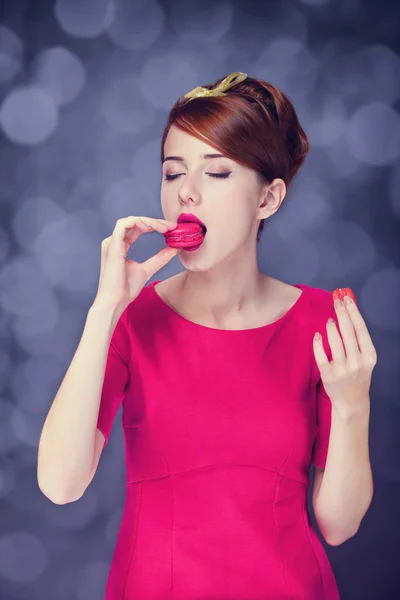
[178,179,200,206]
[179,195,196,206]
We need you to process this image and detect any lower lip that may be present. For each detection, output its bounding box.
[184,243,203,252]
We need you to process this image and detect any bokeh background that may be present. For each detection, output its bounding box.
[0,0,399,598]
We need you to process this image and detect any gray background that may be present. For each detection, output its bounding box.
[0,0,399,598]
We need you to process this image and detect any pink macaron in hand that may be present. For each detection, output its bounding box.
[163,222,206,251]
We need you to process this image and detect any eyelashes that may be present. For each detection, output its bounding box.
[164,172,231,181]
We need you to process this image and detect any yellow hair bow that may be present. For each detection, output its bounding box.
[183,71,248,101]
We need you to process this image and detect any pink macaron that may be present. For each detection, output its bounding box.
[163,222,206,249]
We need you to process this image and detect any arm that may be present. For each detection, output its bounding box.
[37,302,124,505]
[312,399,373,546]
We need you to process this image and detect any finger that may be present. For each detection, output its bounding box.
[123,219,167,248]
[326,318,347,363]
[342,295,376,356]
[141,217,177,231]
[334,299,361,359]
[313,332,331,372]
[139,246,181,279]
[157,218,177,229]
[139,217,169,232]
[120,219,150,246]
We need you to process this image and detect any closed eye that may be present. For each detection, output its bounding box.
[164,172,231,181]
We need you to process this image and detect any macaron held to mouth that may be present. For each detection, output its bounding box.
[163,222,207,252]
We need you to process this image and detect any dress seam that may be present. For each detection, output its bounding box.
[121,481,143,600]
[273,473,287,584]
[274,453,291,584]
[162,452,174,599]
[125,462,309,486]
[302,505,327,600]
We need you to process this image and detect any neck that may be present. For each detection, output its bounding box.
[179,252,268,326]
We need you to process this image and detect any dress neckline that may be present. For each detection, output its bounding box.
[149,280,308,333]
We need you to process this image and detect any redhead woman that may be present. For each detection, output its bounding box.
[39,72,376,600]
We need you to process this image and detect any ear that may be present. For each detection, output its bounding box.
[257,178,286,220]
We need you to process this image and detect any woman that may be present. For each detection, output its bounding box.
[98,72,341,599]
[39,72,371,599]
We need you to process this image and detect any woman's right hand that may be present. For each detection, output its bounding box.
[92,216,180,312]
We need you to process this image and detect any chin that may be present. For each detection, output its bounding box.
[178,254,209,271]
[178,247,214,271]
[179,249,229,274]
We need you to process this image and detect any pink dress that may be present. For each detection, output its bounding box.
[97,279,341,600]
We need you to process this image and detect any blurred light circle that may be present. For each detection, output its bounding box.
[100,76,155,134]
[107,0,165,51]
[255,36,318,97]
[0,532,47,582]
[33,46,87,106]
[131,137,161,178]
[0,255,51,318]
[0,86,58,145]
[77,561,110,600]
[389,164,400,219]
[169,1,233,43]
[12,195,65,253]
[139,55,196,110]
[324,136,361,179]
[307,96,347,147]
[33,210,100,293]
[11,405,46,448]
[362,269,400,332]
[0,26,23,82]
[0,343,11,395]
[345,102,400,166]
[54,0,114,38]
[65,175,108,210]
[101,177,157,226]
[318,38,364,98]
[347,44,400,105]
[0,401,20,453]
[0,461,15,499]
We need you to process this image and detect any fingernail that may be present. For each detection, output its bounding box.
[334,298,343,309]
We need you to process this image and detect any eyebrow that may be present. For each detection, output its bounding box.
[162,153,227,164]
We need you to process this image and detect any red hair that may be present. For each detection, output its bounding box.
[161,74,309,242]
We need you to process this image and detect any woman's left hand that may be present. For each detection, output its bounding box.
[313,293,377,412]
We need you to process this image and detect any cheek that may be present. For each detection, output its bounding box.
[219,194,251,225]
[160,190,170,211]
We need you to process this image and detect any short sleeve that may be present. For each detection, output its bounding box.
[96,311,130,448]
[311,379,332,469]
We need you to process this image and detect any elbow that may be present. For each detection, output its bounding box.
[39,487,82,504]
[325,536,345,547]
[315,509,360,546]
[47,494,71,505]
[324,525,359,546]
[37,478,82,505]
